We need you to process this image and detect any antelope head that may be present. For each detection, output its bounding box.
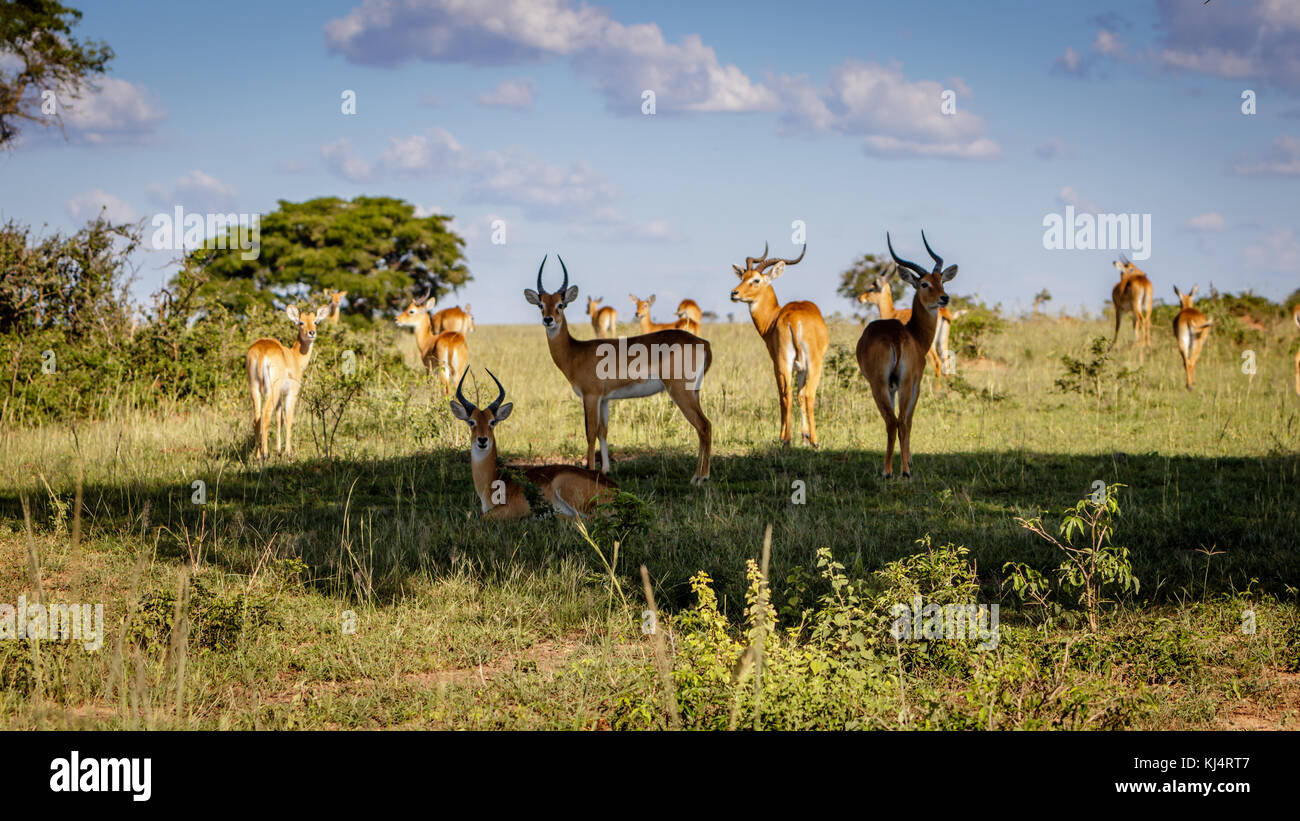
[629,293,655,320]
[887,231,957,315]
[286,303,331,346]
[523,256,578,338]
[1113,254,1142,279]
[449,368,513,456]
[729,242,807,304]
[587,296,604,318]
[1173,284,1199,309]
[396,285,435,328]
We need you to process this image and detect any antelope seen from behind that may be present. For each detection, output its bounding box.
[586,296,618,338]
[676,299,702,335]
[431,304,474,335]
[526,256,713,484]
[396,287,468,395]
[856,233,957,478]
[1172,285,1213,389]
[246,303,331,460]
[450,368,617,520]
[1112,254,1154,348]
[729,242,829,447]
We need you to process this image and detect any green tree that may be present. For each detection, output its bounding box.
[0,0,114,147]
[184,196,469,317]
[835,253,897,317]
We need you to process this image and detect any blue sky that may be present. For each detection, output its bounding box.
[2,0,1298,322]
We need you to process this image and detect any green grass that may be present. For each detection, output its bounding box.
[2,314,1298,729]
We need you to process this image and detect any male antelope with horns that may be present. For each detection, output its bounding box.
[525,256,713,484]
[450,368,617,520]
[856,232,957,478]
[729,242,829,447]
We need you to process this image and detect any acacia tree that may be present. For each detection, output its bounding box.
[0,0,114,147]
[184,196,470,317]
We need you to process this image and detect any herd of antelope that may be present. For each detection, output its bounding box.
[243,241,1300,517]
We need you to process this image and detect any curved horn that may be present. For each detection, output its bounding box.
[920,231,943,271]
[536,255,548,294]
[558,255,569,294]
[454,369,476,414]
[484,367,506,413]
[760,243,807,271]
[414,284,432,306]
[887,232,929,279]
[745,241,769,270]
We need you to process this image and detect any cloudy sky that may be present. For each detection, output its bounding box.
[2,0,1298,321]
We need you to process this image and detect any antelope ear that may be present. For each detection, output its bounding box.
[449,400,471,422]
[524,289,541,305]
[895,268,920,287]
[732,264,745,277]
[1172,285,1182,298]
[1190,284,1198,298]
[647,294,656,306]
[768,261,787,280]
[941,264,958,282]
[563,285,579,304]
[628,293,638,303]
[315,305,331,323]
[493,402,513,423]
[285,304,300,322]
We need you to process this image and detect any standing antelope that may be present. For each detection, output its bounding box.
[396,288,469,394]
[729,242,829,447]
[327,289,347,324]
[1172,285,1213,389]
[586,297,618,338]
[1111,255,1153,348]
[630,294,692,333]
[526,256,713,483]
[856,233,957,478]
[431,304,474,335]
[858,274,953,379]
[245,303,331,460]
[450,368,618,520]
[676,299,702,334]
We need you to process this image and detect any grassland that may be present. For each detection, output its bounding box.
[2,311,1298,729]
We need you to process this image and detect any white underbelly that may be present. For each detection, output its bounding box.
[606,379,665,399]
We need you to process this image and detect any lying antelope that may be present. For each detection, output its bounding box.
[630,293,692,333]
[858,274,953,379]
[1173,285,1213,389]
[729,242,829,447]
[245,303,331,460]
[396,288,468,395]
[527,256,713,483]
[1112,254,1153,348]
[586,297,618,338]
[327,289,347,324]
[856,233,957,478]
[450,368,617,520]
[431,304,474,335]
[676,299,702,335]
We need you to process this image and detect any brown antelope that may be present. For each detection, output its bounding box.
[857,274,953,379]
[586,296,618,338]
[526,256,713,483]
[1172,285,1213,389]
[856,233,957,478]
[1293,304,1300,395]
[676,299,702,334]
[396,288,469,394]
[450,368,617,520]
[729,242,829,447]
[630,294,692,333]
[1111,255,1154,348]
[245,303,331,460]
[431,304,474,335]
[327,289,347,324]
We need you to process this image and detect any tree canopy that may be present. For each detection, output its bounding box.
[184,196,470,318]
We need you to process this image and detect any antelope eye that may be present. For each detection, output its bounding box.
[921,282,930,289]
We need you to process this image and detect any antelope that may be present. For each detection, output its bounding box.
[586,297,618,338]
[431,304,474,335]
[856,233,957,478]
[857,274,952,379]
[729,242,829,447]
[450,368,618,520]
[1172,285,1213,389]
[630,294,692,333]
[327,289,347,324]
[1111,254,1153,348]
[676,299,702,334]
[245,303,331,460]
[1293,304,1300,395]
[396,288,469,394]
[526,256,713,483]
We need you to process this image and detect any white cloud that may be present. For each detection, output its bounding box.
[1233,135,1300,177]
[376,128,468,177]
[1093,29,1125,57]
[477,77,537,110]
[1052,46,1088,77]
[65,189,137,224]
[1184,212,1226,231]
[1057,185,1100,214]
[16,76,165,146]
[147,170,239,213]
[321,139,376,183]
